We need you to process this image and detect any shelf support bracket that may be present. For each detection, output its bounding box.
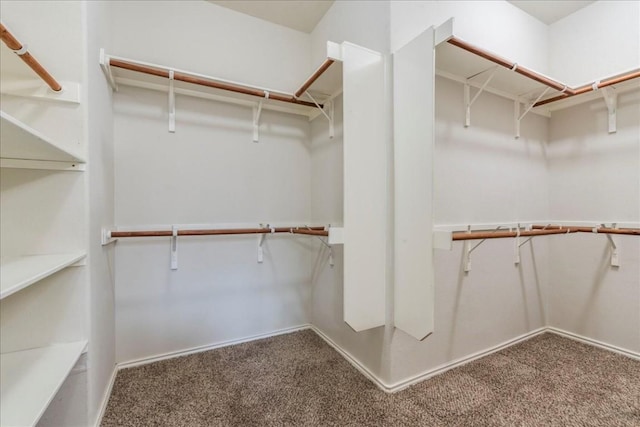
[252,92,269,143]
[519,224,548,247]
[101,228,117,246]
[515,87,550,139]
[257,224,275,263]
[99,48,118,91]
[595,223,620,267]
[464,225,505,273]
[464,66,498,127]
[600,87,617,133]
[170,225,178,270]
[514,224,522,266]
[168,70,176,133]
[305,91,334,139]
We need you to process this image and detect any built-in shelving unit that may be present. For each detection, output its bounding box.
[0,111,85,170]
[0,341,87,427]
[0,252,86,300]
[1,18,88,426]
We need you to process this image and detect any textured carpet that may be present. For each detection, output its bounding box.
[102,331,640,426]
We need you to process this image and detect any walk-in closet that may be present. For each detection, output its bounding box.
[1,1,638,426]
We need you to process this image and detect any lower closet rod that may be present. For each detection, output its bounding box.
[452,225,640,240]
[452,228,578,241]
[531,225,640,236]
[110,226,328,238]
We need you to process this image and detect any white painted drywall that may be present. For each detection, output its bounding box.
[390,1,549,73]
[110,0,310,94]
[386,75,550,385]
[310,94,393,382]
[549,1,640,86]
[309,0,550,386]
[546,90,640,353]
[109,1,316,362]
[310,0,390,69]
[545,0,640,354]
[308,0,393,383]
[85,1,117,425]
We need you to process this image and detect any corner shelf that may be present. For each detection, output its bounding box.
[99,48,343,121]
[0,252,86,300]
[434,29,640,118]
[0,340,87,427]
[0,111,85,171]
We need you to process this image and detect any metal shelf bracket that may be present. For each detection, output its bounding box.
[305,91,334,139]
[168,70,175,133]
[464,66,498,127]
[170,225,178,270]
[252,92,269,142]
[515,87,550,139]
[600,86,617,133]
[595,223,620,267]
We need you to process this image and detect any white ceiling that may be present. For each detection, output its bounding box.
[508,1,595,24]
[210,1,595,33]
[209,1,334,33]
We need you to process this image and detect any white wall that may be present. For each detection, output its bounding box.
[309,0,550,387]
[545,0,640,354]
[547,90,640,353]
[110,0,310,94]
[549,1,640,85]
[309,0,394,383]
[388,76,549,385]
[310,1,390,67]
[390,0,548,72]
[109,1,316,363]
[85,1,116,425]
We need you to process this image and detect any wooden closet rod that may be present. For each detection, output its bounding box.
[295,59,335,98]
[109,59,320,109]
[446,37,640,108]
[452,225,640,240]
[452,228,579,241]
[0,23,62,92]
[110,226,328,238]
[533,69,640,107]
[531,224,640,236]
[447,37,574,95]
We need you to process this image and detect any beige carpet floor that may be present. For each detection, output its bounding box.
[102,331,640,426]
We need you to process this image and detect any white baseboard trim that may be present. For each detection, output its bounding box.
[93,366,117,427]
[311,326,548,393]
[546,327,640,361]
[98,324,639,416]
[386,328,547,392]
[309,326,391,393]
[116,324,311,370]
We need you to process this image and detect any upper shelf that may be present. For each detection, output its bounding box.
[0,111,85,168]
[435,34,640,115]
[100,45,343,120]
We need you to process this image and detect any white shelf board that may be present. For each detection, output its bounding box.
[436,41,553,97]
[0,341,87,427]
[105,51,343,119]
[0,111,85,164]
[0,252,86,300]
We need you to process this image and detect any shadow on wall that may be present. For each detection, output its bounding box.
[113,86,311,146]
[576,243,615,332]
[445,240,546,360]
